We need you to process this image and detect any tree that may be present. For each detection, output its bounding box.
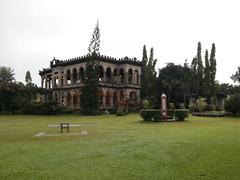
[81,57,100,115]
[157,63,191,107]
[190,57,198,94]
[88,21,100,55]
[140,45,148,99]
[203,49,211,103]
[25,70,32,84]
[196,42,204,95]
[0,66,15,83]
[231,66,240,84]
[81,22,101,115]
[141,46,157,106]
[209,43,217,97]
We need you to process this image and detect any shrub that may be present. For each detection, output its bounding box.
[142,99,150,109]
[169,103,175,109]
[152,110,162,122]
[180,103,185,109]
[140,109,162,122]
[140,110,152,121]
[109,109,117,114]
[189,103,197,113]
[224,94,240,115]
[23,101,73,115]
[196,97,207,112]
[167,109,175,117]
[116,106,127,116]
[175,109,189,121]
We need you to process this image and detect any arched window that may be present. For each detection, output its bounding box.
[113,91,118,106]
[79,67,84,83]
[119,68,124,83]
[73,93,78,106]
[129,91,137,101]
[106,67,111,83]
[134,70,139,84]
[120,90,124,101]
[67,69,71,85]
[106,91,111,106]
[98,66,104,81]
[72,68,77,84]
[128,69,133,84]
[61,71,64,85]
[113,69,118,76]
[67,92,71,107]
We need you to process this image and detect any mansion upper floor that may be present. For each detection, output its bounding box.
[39,54,143,90]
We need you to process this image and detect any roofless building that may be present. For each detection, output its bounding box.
[39,54,142,111]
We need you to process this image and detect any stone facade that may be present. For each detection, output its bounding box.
[39,54,142,111]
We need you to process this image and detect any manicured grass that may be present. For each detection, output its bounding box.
[0,114,239,180]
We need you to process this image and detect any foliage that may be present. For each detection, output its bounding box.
[116,100,127,116]
[180,103,185,109]
[169,103,175,109]
[81,22,101,115]
[196,97,207,112]
[224,94,240,115]
[175,109,189,121]
[25,70,32,84]
[142,99,151,109]
[0,74,43,113]
[231,66,240,84]
[189,103,197,113]
[203,49,211,103]
[192,111,231,117]
[209,43,217,98]
[81,59,100,115]
[0,66,15,83]
[140,45,157,104]
[167,109,175,117]
[88,21,100,55]
[191,42,204,96]
[157,63,191,107]
[23,101,73,115]
[140,109,162,122]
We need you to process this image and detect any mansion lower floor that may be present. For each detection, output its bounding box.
[45,86,140,110]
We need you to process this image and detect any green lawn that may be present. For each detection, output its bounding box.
[0,114,239,180]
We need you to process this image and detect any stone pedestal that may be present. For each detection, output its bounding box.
[161,93,167,116]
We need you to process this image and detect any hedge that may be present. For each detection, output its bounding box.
[140,109,162,122]
[175,109,189,121]
[167,109,175,117]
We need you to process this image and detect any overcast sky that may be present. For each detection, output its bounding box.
[0,0,239,85]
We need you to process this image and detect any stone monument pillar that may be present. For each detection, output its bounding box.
[161,93,167,116]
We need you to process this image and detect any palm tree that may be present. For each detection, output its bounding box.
[0,66,15,83]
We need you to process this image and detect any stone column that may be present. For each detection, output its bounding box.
[71,93,74,107]
[109,90,113,107]
[45,76,47,89]
[70,69,73,85]
[63,92,67,106]
[64,70,67,85]
[41,77,44,88]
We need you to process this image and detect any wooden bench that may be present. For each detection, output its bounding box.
[60,123,69,133]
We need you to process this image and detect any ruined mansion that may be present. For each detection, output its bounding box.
[39,54,142,111]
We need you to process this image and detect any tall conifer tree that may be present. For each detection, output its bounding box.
[141,45,148,99]
[196,42,204,95]
[209,43,216,97]
[81,21,100,114]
